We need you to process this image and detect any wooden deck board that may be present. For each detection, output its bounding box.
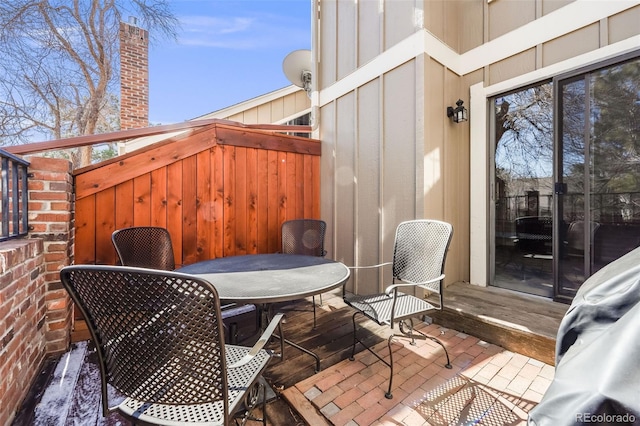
[441,282,567,338]
[431,282,568,366]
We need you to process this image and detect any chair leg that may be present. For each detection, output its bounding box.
[261,382,267,426]
[238,379,267,425]
[399,320,453,369]
[349,311,359,361]
[312,296,317,329]
[384,335,394,399]
[229,322,238,345]
[404,318,419,346]
[426,335,453,369]
[348,311,395,399]
[348,315,452,400]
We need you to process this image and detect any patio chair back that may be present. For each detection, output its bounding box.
[281,219,327,257]
[343,219,454,399]
[60,265,229,422]
[392,219,453,295]
[113,227,259,345]
[112,226,176,270]
[281,219,327,328]
[514,216,553,256]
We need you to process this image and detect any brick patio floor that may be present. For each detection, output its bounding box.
[292,323,554,426]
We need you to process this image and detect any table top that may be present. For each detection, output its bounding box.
[176,253,350,304]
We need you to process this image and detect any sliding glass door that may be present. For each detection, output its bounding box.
[491,52,640,302]
[555,56,640,301]
[492,83,555,298]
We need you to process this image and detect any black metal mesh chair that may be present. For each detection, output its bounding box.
[281,219,327,328]
[112,226,258,344]
[281,219,327,257]
[112,226,176,270]
[60,265,284,425]
[344,219,454,399]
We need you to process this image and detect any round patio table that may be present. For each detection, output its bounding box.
[177,253,350,303]
[176,253,351,371]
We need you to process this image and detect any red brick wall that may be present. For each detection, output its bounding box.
[27,157,74,354]
[120,20,149,130]
[0,239,46,426]
[0,156,74,425]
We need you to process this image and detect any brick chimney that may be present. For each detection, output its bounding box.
[119,17,149,130]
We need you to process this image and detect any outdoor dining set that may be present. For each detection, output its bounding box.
[61,219,454,425]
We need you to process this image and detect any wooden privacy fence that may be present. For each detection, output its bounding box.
[74,123,321,267]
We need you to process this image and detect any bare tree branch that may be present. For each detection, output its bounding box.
[0,0,178,166]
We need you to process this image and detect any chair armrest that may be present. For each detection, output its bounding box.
[349,261,392,270]
[382,274,444,326]
[344,262,392,298]
[227,313,285,369]
[383,274,445,295]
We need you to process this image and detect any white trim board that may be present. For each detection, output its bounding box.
[195,85,305,120]
[274,107,313,125]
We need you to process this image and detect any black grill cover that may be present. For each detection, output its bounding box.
[528,246,640,426]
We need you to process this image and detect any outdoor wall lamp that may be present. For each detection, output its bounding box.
[447,99,468,123]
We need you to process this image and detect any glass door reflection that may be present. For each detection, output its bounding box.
[492,84,555,298]
[555,58,640,301]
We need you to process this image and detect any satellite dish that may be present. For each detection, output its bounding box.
[283,49,312,96]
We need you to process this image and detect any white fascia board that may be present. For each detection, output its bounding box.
[195,85,304,120]
[273,107,313,125]
[318,0,639,105]
[423,31,462,73]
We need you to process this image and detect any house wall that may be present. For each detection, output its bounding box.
[211,87,311,125]
[317,0,475,293]
[315,0,640,294]
[0,157,74,426]
[423,0,484,54]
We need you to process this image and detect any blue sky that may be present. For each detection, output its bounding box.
[148,1,311,124]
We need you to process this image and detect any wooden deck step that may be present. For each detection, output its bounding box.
[431,282,569,366]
